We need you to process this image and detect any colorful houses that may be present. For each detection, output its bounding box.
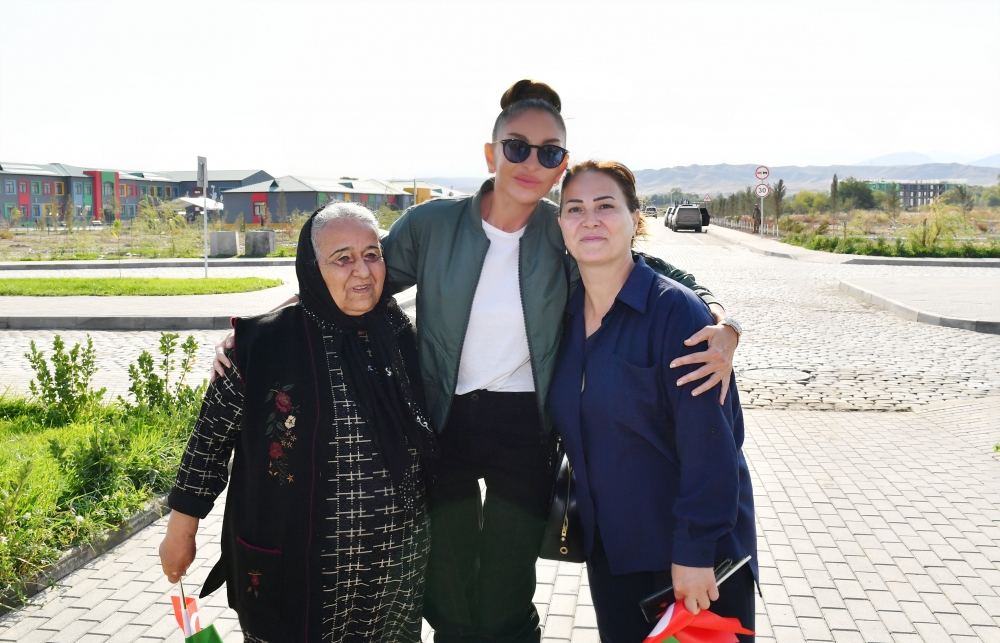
[0,162,271,226]
[221,176,416,224]
[1,161,462,227]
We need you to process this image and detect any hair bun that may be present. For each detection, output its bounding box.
[500,79,561,112]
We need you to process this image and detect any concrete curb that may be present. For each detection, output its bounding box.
[0,496,168,619]
[0,258,296,271]
[0,292,418,331]
[0,316,237,331]
[838,280,1000,335]
[842,256,1000,267]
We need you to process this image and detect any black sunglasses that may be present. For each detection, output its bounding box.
[497,139,568,169]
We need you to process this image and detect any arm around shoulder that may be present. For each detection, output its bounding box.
[382,206,422,294]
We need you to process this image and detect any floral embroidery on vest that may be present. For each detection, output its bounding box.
[264,384,298,484]
[247,569,262,598]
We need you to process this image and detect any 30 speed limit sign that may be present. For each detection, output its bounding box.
[755,183,771,198]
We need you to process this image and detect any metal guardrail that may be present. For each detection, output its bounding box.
[712,216,780,237]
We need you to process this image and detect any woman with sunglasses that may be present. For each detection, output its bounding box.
[381,80,741,643]
[212,80,742,642]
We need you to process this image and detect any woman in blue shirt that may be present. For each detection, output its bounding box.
[549,161,757,643]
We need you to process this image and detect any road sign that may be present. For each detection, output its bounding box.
[755,165,770,181]
[755,183,771,198]
[704,194,712,202]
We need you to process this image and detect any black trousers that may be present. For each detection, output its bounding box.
[587,534,755,643]
[423,390,554,643]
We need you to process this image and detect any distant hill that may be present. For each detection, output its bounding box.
[858,152,936,166]
[632,163,1000,196]
[972,154,1000,167]
[422,163,1000,198]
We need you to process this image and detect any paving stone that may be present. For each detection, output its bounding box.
[2,237,999,642]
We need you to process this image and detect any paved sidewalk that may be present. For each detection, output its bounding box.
[2,396,999,642]
[705,225,1000,333]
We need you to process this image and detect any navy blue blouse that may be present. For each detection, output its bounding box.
[549,256,756,576]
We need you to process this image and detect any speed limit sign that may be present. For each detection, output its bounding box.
[755,183,771,198]
[755,166,770,181]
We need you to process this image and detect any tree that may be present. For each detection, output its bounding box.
[830,174,839,212]
[884,183,901,219]
[837,177,876,210]
[954,185,973,212]
[771,179,786,220]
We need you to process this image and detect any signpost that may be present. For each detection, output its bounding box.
[198,156,208,277]
[754,166,770,237]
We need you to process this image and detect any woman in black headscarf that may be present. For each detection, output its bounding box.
[159,203,437,642]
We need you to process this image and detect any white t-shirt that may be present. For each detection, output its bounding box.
[454,219,535,394]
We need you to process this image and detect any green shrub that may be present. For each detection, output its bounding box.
[25,335,105,425]
[123,333,203,411]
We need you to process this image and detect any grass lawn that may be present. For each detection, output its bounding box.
[0,277,283,296]
[0,396,199,608]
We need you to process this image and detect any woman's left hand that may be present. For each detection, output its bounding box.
[670,324,738,405]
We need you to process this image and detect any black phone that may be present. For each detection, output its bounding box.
[638,555,752,624]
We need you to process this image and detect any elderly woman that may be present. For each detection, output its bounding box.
[158,203,437,642]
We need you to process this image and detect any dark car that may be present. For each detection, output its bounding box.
[670,204,704,232]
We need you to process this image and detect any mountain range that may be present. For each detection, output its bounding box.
[425,161,1000,197]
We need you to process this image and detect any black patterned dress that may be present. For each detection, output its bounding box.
[173,329,429,642]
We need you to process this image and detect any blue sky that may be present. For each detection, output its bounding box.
[1,0,997,177]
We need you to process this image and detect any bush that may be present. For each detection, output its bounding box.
[122,333,203,412]
[25,335,105,425]
[2,332,206,608]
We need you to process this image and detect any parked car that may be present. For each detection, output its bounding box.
[663,205,677,228]
[644,206,659,218]
[670,204,704,232]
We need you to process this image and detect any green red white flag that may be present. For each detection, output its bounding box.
[644,601,753,643]
[171,587,224,643]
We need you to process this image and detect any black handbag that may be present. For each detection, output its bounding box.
[539,437,586,563]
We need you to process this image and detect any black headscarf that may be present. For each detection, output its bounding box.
[295,208,435,488]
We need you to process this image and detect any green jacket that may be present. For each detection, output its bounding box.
[383,179,718,434]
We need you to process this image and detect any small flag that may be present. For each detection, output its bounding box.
[644,601,753,643]
[172,581,224,642]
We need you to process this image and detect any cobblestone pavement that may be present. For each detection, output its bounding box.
[1,225,999,641]
[2,225,998,410]
[2,397,997,642]
[638,227,1000,411]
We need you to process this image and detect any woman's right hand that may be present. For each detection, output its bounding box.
[671,562,719,615]
[159,511,200,584]
[211,333,235,381]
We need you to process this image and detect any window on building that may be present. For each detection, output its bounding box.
[140,186,147,196]
[84,183,92,195]
[55,183,64,196]
[43,182,51,195]
[19,181,27,193]
[120,185,127,198]
[31,204,41,218]
[254,202,266,216]
[3,180,13,194]
[103,183,114,197]
[31,182,41,195]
